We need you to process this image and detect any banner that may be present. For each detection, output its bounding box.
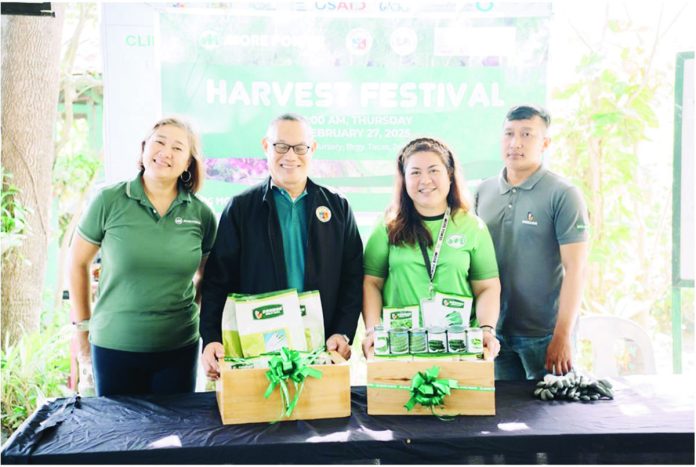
[157,2,551,236]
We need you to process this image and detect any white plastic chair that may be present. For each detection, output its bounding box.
[577,315,656,376]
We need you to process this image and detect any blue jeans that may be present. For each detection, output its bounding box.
[495,334,553,381]
[92,342,198,396]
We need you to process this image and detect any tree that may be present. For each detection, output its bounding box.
[51,3,102,313]
[1,5,66,347]
[551,4,683,367]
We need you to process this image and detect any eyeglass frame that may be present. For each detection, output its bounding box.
[271,142,312,155]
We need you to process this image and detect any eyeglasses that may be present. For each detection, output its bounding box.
[272,143,311,155]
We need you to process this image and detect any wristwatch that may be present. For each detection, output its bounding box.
[480,325,496,336]
[72,319,90,331]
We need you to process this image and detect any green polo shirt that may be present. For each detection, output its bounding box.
[271,185,308,292]
[475,165,589,336]
[77,174,217,352]
[364,211,499,309]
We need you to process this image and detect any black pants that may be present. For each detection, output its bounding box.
[91,342,198,396]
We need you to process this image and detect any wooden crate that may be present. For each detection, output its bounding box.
[216,351,351,424]
[367,355,495,416]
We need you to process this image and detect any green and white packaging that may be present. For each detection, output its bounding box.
[221,294,245,358]
[421,292,473,328]
[235,289,307,357]
[298,290,325,352]
[382,305,420,329]
[225,355,271,370]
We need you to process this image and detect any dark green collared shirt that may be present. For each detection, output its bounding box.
[475,165,589,336]
[77,174,217,352]
[271,183,308,292]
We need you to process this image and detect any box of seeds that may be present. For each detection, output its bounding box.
[366,348,494,416]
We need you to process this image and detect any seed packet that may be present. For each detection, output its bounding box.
[298,290,325,352]
[421,291,473,328]
[235,289,307,357]
[221,293,245,358]
[382,305,420,329]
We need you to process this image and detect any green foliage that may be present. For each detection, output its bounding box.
[551,16,672,332]
[53,117,101,244]
[52,148,101,243]
[1,168,31,256]
[1,324,71,437]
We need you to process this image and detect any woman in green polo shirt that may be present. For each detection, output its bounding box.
[362,137,501,358]
[68,117,217,396]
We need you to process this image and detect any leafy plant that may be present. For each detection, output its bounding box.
[52,148,101,243]
[1,168,32,256]
[1,324,71,439]
[551,14,672,332]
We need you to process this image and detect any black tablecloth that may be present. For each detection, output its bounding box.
[2,375,693,464]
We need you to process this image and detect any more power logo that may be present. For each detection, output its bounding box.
[175,217,202,225]
[198,30,221,50]
[442,298,466,308]
[253,304,284,320]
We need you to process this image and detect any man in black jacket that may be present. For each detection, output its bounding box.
[199,113,363,379]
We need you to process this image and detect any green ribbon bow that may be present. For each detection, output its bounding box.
[404,366,459,415]
[263,347,323,419]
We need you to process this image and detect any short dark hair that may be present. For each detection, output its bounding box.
[505,105,551,127]
[265,113,314,142]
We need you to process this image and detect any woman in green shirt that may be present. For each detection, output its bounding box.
[362,137,501,358]
[68,117,217,396]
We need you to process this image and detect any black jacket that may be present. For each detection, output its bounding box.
[200,177,364,347]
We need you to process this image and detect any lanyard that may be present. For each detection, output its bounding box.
[418,206,451,297]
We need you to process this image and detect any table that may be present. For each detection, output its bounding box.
[2,375,693,464]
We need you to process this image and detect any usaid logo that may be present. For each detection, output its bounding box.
[345,28,373,56]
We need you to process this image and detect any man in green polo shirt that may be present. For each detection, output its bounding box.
[475,105,589,380]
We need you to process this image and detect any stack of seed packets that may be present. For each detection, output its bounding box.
[221,294,245,358]
[234,289,307,357]
[222,289,327,359]
[298,290,326,352]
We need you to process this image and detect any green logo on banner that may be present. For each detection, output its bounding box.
[442,299,465,308]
